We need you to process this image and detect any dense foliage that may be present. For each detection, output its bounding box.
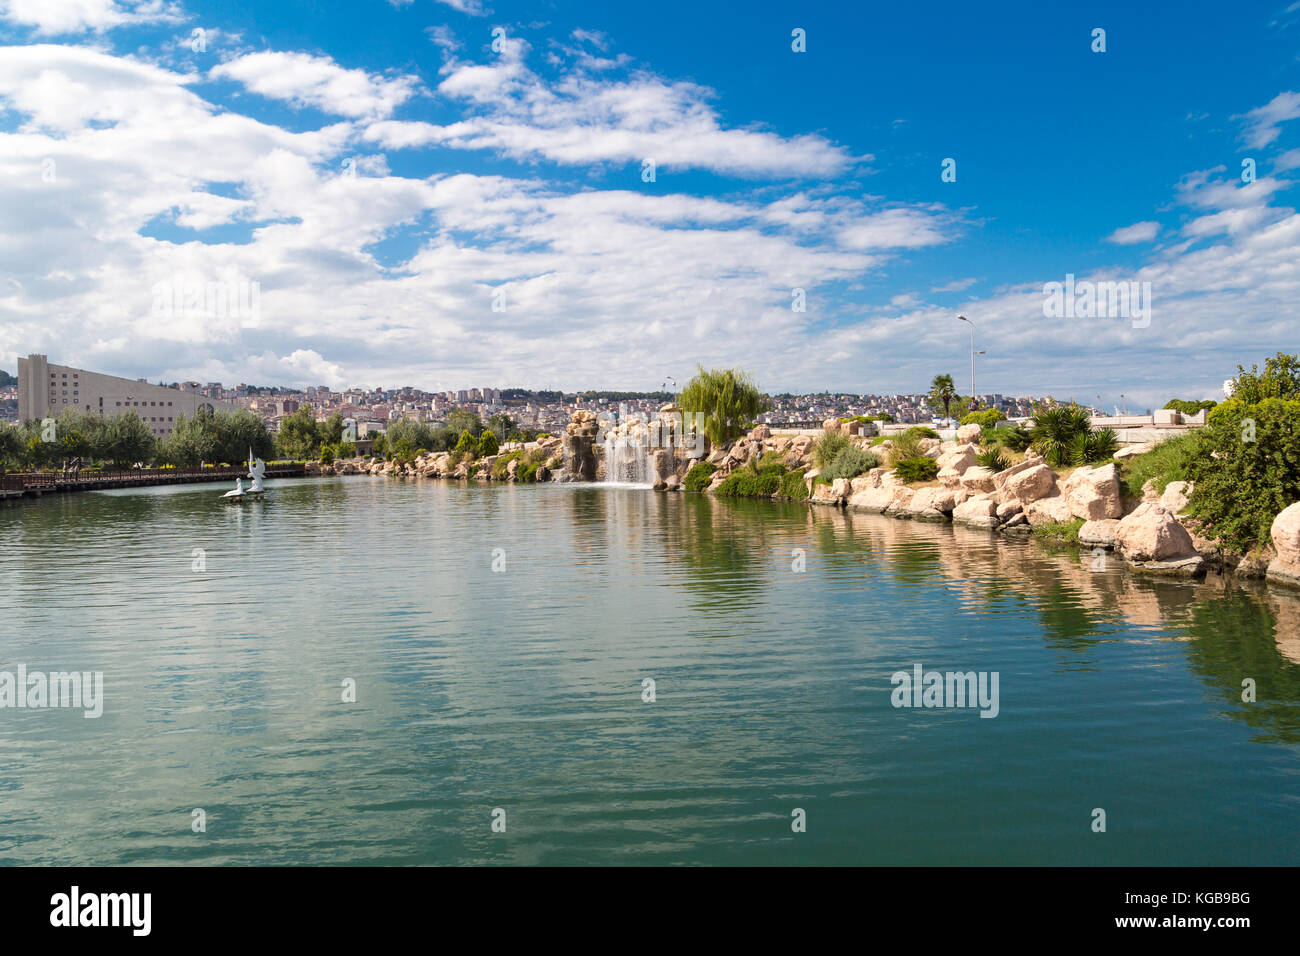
[894,457,939,483]
[960,408,1006,428]
[683,462,717,493]
[1029,405,1117,467]
[162,408,274,467]
[820,446,878,482]
[812,431,850,468]
[1184,396,1300,552]
[677,366,769,447]
[1163,398,1217,415]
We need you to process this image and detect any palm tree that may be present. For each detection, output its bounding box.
[928,374,958,423]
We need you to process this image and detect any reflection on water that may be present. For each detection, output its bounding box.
[1,477,1298,865]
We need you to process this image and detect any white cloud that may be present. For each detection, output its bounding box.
[365,35,859,177]
[0,0,181,35]
[434,0,487,15]
[210,51,420,119]
[1238,90,1300,148]
[1107,221,1160,244]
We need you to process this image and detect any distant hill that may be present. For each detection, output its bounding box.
[0,369,15,388]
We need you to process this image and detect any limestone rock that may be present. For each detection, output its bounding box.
[1114,503,1199,562]
[1062,463,1123,520]
[1159,480,1192,514]
[1023,495,1074,526]
[959,466,996,493]
[953,494,999,528]
[956,423,982,444]
[847,484,894,513]
[1114,443,1154,460]
[1002,463,1058,505]
[1078,518,1121,549]
[1267,502,1300,586]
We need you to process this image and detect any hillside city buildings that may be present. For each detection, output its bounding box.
[2,354,1064,438]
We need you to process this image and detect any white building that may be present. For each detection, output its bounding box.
[17,354,234,438]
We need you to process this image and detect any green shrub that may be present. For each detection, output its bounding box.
[961,409,1006,428]
[821,446,878,482]
[491,450,522,479]
[454,429,477,456]
[319,445,335,465]
[813,431,850,468]
[1121,433,1200,498]
[909,426,940,439]
[1084,427,1119,463]
[1163,398,1217,415]
[894,457,938,483]
[683,462,717,493]
[780,470,809,499]
[1184,397,1300,552]
[889,429,927,463]
[716,471,758,497]
[993,424,1034,452]
[1031,405,1094,467]
[478,429,499,457]
[753,470,783,496]
[976,447,1009,473]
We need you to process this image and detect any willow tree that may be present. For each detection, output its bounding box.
[677,366,768,447]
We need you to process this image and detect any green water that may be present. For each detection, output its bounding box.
[2,476,1298,865]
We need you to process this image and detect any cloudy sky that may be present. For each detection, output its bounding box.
[1,0,1299,407]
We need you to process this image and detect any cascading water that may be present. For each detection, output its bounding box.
[603,430,655,484]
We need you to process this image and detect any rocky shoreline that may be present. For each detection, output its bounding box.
[313,407,1300,592]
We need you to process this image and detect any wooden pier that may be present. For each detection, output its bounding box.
[0,464,306,503]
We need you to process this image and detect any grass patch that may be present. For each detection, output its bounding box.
[1120,433,1199,498]
[1031,518,1085,543]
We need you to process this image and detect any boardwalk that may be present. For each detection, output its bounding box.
[0,464,306,503]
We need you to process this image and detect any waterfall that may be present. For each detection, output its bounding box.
[603,431,654,485]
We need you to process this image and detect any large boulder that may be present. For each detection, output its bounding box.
[953,494,999,528]
[850,471,881,493]
[1023,495,1074,526]
[750,424,771,440]
[811,477,852,506]
[1114,443,1154,460]
[847,484,895,513]
[936,443,978,475]
[1002,463,1058,505]
[1114,503,1200,563]
[1062,463,1123,520]
[1267,503,1300,587]
[992,457,1043,496]
[905,487,948,520]
[1160,480,1192,514]
[884,485,917,515]
[955,423,982,444]
[959,466,996,494]
[1079,518,1122,549]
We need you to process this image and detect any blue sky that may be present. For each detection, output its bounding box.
[2,0,1299,407]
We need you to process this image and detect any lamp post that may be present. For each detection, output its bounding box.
[958,315,975,409]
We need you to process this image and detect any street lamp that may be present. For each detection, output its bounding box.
[958,315,975,407]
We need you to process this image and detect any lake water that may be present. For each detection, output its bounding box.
[2,476,1299,865]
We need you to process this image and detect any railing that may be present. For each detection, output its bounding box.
[5,464,304,489]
